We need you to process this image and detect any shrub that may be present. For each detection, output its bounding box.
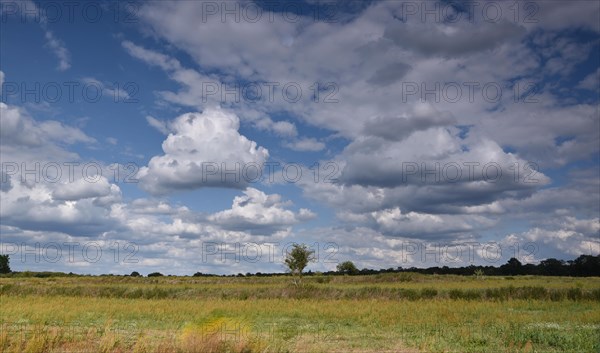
[420,288,438,299]
[314,276,331,284]
[567,287,583,301]
[397,273,413,282]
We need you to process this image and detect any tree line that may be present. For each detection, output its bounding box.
[1,251,598,277]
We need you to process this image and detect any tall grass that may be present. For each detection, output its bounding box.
[1,274,599,352]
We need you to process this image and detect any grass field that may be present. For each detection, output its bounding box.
[1,274,599,352]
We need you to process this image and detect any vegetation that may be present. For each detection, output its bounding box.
[0,274,599,352]
[1,252,599,351]
[337,261,359,275]
[0,254,10,274]
[283,244,315,286]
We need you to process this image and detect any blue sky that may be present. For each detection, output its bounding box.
[0,0,598,275]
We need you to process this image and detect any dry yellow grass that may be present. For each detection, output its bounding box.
[1,274,599,352]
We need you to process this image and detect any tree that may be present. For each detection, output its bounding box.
[337,261,358,275]
[147,272,163,277]
[0,254,10,274]
[130,271,141,277]
[284,244,315,286]
[473,268,485,279]
[500,257,523,276]
[571,255,600,276]
[539,258,565,276]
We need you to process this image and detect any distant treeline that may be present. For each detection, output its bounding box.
[211,255,599,278]
[1,255,598,278]
[330,255,600,277]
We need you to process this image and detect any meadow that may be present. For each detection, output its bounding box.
[0,273,599,352]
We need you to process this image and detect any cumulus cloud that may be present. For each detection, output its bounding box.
[503,219,600,259]
[52,177,117,201]
[253,116,298,137]
[3,0,599,273]
[208,187,315,234]
[129,199,189,215]
[138,107,269,194]
[362,104,455,142]
[357,207,495,239]
[0,103,94,148]
[0,175,123,237]
[0,102,95,167]
[340,124,550,191]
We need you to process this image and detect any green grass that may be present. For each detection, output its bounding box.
[1,274,599,352]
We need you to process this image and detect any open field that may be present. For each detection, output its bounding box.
[1,274,599,353]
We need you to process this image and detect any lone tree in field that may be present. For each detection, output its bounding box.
[284,244,315,286]
[0,254,10,274]
[337,261,358,275]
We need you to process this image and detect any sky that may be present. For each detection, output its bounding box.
[0,0,598,275]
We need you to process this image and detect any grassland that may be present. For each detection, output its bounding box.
[1,273,599,352]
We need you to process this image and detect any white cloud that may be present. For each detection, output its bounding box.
[138,107,269,194]
[81,77,130,101]
[52,177,116,201]
[145,115,170,135]
[253,116,297,137]
[366,207,494,239]
[129,198,189,215]
[284,137,325,152]
[0,102,95,163]
[504,221,600,258]
[0,103,93,146]
[44,31,70,71]
[577,68,600,91]
[0,174,123,237]
[208,187,315,234]
[122,40,182,71]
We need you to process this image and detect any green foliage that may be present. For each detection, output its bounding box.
[284,244,315,286]
[337,261,359,275]
[0,254,10,274]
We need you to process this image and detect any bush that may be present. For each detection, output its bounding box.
[420,288,438,299]
[314,276,331,284]
[448,289,481,300]
[567,287,583,301]
[397,273,414,282]
[147,272,164,277]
